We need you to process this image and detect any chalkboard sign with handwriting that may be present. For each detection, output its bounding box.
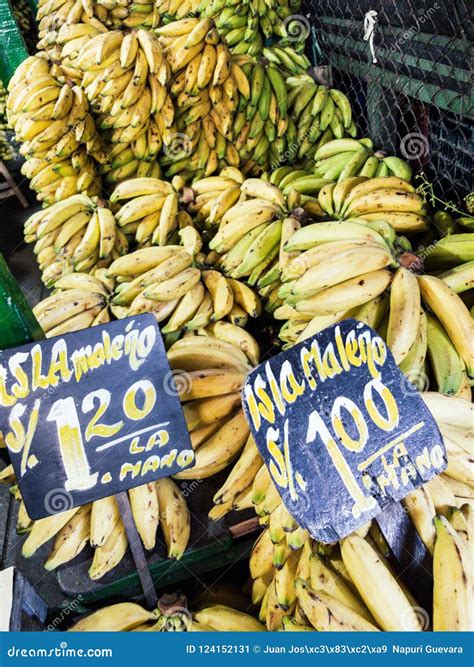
[242,319,446,542]
[0,315,194,519]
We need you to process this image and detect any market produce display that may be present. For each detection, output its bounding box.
[0,0,472,636]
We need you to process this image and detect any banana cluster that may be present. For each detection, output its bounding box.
[156,0,302,59]
[156,18,249,179]
[308,137,413,181]
[7,56,105,205]
[68,599,264,631]
[262,44,312,73]
[230,56,295,172]
[279,174,429,233]
[0,83,16,161]
[273,220,397,347]
[16,477,190,579]
[32,271,113,335]
[167,335,253,480]
[72,29,170,184]
[244,392,474,632]
[282,75,357,166]
[24,195,125,286]
[106,246,262,343]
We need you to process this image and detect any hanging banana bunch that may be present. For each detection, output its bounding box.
[73,29,171,184]
[23,195,124,286]
[156,18,249,179]
[6,55,105,206]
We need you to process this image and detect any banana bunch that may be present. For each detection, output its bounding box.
[32,270,114,335]
[307,137,413,181]
[247,519,424,631]
[7,55,105,205]
[99,0,160,30]
[262,44,312,73]
[24,195,124,286]
[69,599,264,631]
[35,0,112,79]
[229,56,294,172]
[187,166,244,225]
[0,83,16,161]
[274,221,440,370]
[209,0,303,57]
[166,335,257,482]
[156,18,248,179]
[107,246,262,340]
[17,478,190,579]
[276,174,429,233]
[418,274,473,395]
[155,0,302,59]
[282,74,358,165]
[110,175,196,245]
[74,29,171,184]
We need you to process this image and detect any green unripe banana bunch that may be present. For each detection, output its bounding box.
[7,55,104,206]
[309,137,413,182]
[24,194,125,287]
[232,55,308,173]
[282,74,359,166]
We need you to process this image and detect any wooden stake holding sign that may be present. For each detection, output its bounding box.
[242,319,447,610]
[0,314,195,609]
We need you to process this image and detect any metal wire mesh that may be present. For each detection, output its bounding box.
[302,0,473,204]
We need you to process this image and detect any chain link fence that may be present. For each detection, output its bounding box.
[302,0,473,206]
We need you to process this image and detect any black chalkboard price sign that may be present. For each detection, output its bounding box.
[0,314,194,520]
[242,319,447,543]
